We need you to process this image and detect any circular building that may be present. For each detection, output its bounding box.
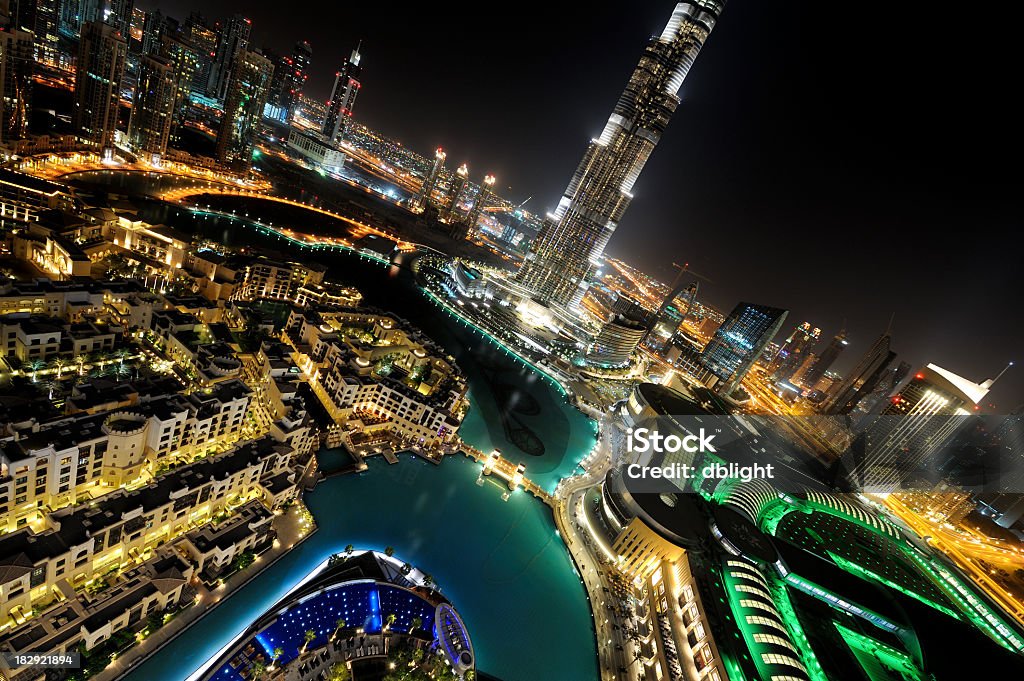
[197,550,474,680]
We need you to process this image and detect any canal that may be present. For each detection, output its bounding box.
[65,173,599,681]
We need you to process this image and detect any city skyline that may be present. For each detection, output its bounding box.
[139,0,1021,406]
[2,1,1023,679]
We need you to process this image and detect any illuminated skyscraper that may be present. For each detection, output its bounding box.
[700,302,787,396]
[208,13,250,101]
[158,33,200,131]
[516,1,725,307]
[215,49,272,171]
[323,42,361,143]
[644,281,698,353]
[770,321,820,382]
[271,40,312,122]
[73,21,127,150]
[128,54,175,156]
[467,174,496,234]
[821,330,896,415]
[443,163,470,224]
[185,13,217,95]
[59,0,133,39]
[586,314,648,367]
[31,0,60,66]
[0,28,33,143]
[846,364,1001,492]
[801,326,847,388]
[413,147,446,212]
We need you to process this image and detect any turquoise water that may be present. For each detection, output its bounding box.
[64,180,602,681]
[126,457,597,681]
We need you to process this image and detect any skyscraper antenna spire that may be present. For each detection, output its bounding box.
[981,361,1015,390]
[885,312,895,334]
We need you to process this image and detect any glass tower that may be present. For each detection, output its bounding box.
[700,302,787,395]
[515,1,726,308]
[215,49,273,170]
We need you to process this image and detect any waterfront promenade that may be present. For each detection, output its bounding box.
[94,506,313,681]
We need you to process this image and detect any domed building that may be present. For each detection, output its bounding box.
[198,550,474,681]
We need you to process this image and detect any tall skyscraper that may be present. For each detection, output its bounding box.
[845,364,1000,492]
[467,174,495,234]
[586,314,648,367]
[184,13,217,95]
[31,0,60,66]
[515,1,725,308]
[0,27,33,143]
[207,13,250,101]
[73,21,127,150]
[158,33,199,130]
[770,321,821,382]
[700,302,787,396]
[821,330,896,415]
[443,163,470,224]
[270,40,311,122]
[643,283,693,352]
[801,326,847,388]
[60,0,133,38]
[323,42,361,143]
[215,49,272,170]
[128,54,175,156]
[413,147,446,212]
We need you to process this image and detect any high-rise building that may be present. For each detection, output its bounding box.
[159,33,199,129]
[644,281,699,353]
[207,13,250,101]
[413,147,445,212]
[467,174,495,234]
[323,42,361,143]
[60,0,133,38]
[846,364,999,492]
[515,1,725,308]
[270,40,311,122]
[215,49,272,170]
[586,314,647,367]
[128,54,175,157]
[699,302,787,395]
[821,330,896,415]
[184,13,217,95]
[31,0,60,66]
[801,326,847,388]
[73,21,127,150]
[443,163,470,224]
[770,321,820,382]
[0,28,33,143]
[2,0,34,31]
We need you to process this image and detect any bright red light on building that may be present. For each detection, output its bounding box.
[915,373,925,380]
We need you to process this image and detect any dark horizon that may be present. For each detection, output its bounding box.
[144,0,1023,408]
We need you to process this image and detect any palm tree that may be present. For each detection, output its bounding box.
[76,354,86,376]
[42,379,58,400]
[333,618,347,641]
[422,573,434,589]
[52,357,67,379]
[384,613,396,632]
[270,647,283,669]
[302,629,317,653]
[409,616,422,635]
[465,672,476,681]
[344,544,354,556]
[28,359,45,382]
[251,661,266,680]
[384,546,395,558]
[115,348,131,366]
[401,562,412,575]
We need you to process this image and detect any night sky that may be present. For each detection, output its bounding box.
[145,1,1023,409]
